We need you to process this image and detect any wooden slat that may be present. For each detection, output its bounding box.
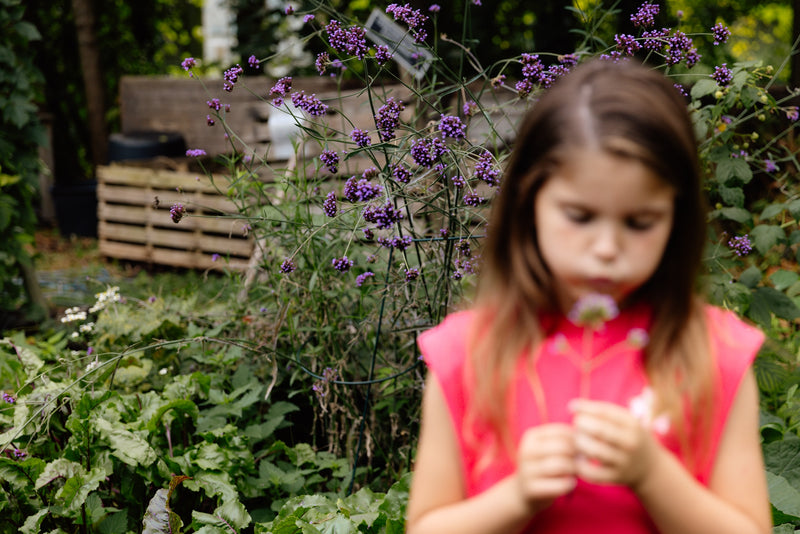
[99,221,253,257]
[99,240,250,271]
[98,203,250,234]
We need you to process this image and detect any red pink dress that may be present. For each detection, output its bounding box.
[418,305,763,533]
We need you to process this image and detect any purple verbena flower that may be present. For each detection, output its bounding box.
[559,53,578,66]
[170,203,186,223]
[344,176,383,202]
[728,235,752,256]
[642,28,669,50]
[391,163,412,184]
[269,77,292,106]
[13,448,26,459]
[568,293,619,328]
[181,57,196,71]
[279,258,296,273]
[206,115,215,126]
[674,83,688,97]
[186,148,206,157]
[787,107,799,121]
[405,267,420,281]
[439,228,449,238]
[386,3,429,43]
[350,128,371,148]
[284,5,294,15]
[2,392,15,404]
[315,52,330,76]
[438,114,466,139]
[207,98,221,111]
[378,235,413,250]
[363,228,374,241]
[332,256,354,272]
[248,55,260,68]
[291,91,328,116]
[323,191,337,217]
[515,79,534,98]
[491,74,506,90]
[462,191,487,206]
[211,253,220,262]
[631,3,659,28]
[615,34,641,56]
[685,47,701,68]
[411,137,448,167]
[325,19,369,59]
[362,201,404,229]
[320,150,340,173]
[520,53,544,80]
[223,64,244,92]
[474,150,500,186]
[356,271,375,287]
[463,100,478,117]
[375,97,405,142]
[375,45,393,66]
[304,14,315,23]
[765,159,778,173]
[451,174,466,188]
[711,22,731,45]
[429,4,440,12]
[711,63,733,86]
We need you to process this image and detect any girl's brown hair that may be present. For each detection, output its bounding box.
[470,58,711,463]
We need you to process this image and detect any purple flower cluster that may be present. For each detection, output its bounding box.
[520,53,544,80]
[405,267,420,281]
[568,293,620,328]
[207,98,221,111]
[411,137,448,167]
[788,107,799,121]
[344,176,383,202]
[2,392,15,403]
[350,128,371,148]
[223,64,244,92]
[315,52,330,75]
[270,77,293,106]
[325,20,369,59]
[170,203,186,224]
[765,159,778,173]
[631,3,659,28]
[474,150,500,186]
[642,28,669,50]
[463,100,478,117]
[391,163,412,184]
[386,3,429,43]
[375,45,393,66]
[375,97,405,142]
[291,91,329,116]
[451,175,466,188]
[615,34,641,56]
[332,255,354,272]
[429,4,440,13]
[711,22,731,45]
[378,235,413,250]
[248,55,260,68]
[665,31,700,68]
[206,115,215,126]
[711,63,733,86]
[320,150,340,173]
[323,191,337,217]
[186,149,207,157]
[438,115,466,139]
[363,201,404,229]
[491,74,506,90]
[462,191,487,206]
[356,271,375,287]
[279,258,296,274]
[515,79,534,98]
[181,57,196,71]
[728,235,752,256]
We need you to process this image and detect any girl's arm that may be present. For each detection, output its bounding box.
[406,375,577,534]
[571,369,771,534]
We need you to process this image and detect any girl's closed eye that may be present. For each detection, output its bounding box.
[564,207,594,224]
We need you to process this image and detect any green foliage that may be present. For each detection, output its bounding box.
[0,0,46,321]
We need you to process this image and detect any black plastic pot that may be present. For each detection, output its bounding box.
[51,180,98,238]
[107,131,186,162]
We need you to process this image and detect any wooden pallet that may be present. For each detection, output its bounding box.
[97,164,254,270]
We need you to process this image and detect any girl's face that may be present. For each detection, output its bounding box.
[534,149,675,312]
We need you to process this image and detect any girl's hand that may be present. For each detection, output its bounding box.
[515,423,577,512]
[569,399,659,490]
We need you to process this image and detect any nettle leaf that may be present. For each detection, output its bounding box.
[749,288,800,326]
[760,202,787,220]
[715,157,752,185]
[767,472,800,521]
[770,270,800,292]
[718,207,751,223]
[94,417,157,467]
[750,224,785,255]
[788,199,800,221]
[691,78,718,99]
[739,266,762,289]
[718,185,745,208]
[764,439,800,489]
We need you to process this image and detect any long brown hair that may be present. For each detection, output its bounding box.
[470,58,711,462]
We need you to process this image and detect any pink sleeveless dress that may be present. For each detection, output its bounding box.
[418,305,763,533]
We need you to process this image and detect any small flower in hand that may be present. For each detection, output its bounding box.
[568,293,619,329]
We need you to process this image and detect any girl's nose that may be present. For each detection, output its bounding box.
[592,223,621,261]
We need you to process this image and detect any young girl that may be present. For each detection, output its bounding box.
[406,59,770,534]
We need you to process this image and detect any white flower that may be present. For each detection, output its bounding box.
[85,359,100,373]
[628,386,670,435]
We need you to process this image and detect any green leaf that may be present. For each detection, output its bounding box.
[142,488,183,534]
[691,78,718,99]
[14,21,41,42]
[767,471,800,520]
[718,207,751,223]
[716,157,753,185]
[770,270,800,291]
[749,288,800,325]
[20,509,49,534]
[35,458,84,490]
[0,456,45,490]
[787,199,800,221]
[760,203,787,220]
[739,266,762,289]
[98,510,129,534]
[58,466,108,511]
[750,225,785,255]
[146,399,199,432]
[719,185,745,208]
[94,417,157,467]
[764,438,800,489]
